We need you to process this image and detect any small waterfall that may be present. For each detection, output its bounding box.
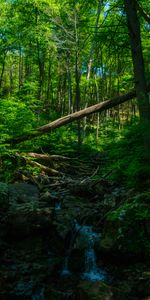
[75,223,105,281]
[60,221,105,281]
[82,245,105,281]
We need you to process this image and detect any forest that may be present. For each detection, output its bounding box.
[0,0,150,299]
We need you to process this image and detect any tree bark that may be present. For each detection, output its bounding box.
[124,0,150,157]
[4,86,150,145]
[74,10,81,146]
[0,52,6,90]
[87,0,102,80]
[124,0,150,121]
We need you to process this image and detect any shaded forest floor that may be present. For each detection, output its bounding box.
[0,146,150,300]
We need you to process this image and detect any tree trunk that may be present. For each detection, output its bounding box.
[18,46,23,90]
[87,0,102,80]
[67,54,72,114]
[75,11,81,146]
[46,55,52,109]
[124,0,150,157]
[0,52,6,90]
[83,0,102,139]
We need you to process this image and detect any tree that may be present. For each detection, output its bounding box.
[124,0,150,156]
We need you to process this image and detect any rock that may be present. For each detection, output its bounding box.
[136,276,150,297]
[112,282,132,300]
[0,182,9,211]
[69,249,85,273]
[77,281,113,300]
[4,182,54,238]
[40,190,52,201]
[9,183,39,204]
[7,207,53,238]
[98,236,116,251]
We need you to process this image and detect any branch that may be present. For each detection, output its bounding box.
[136,1,150,24]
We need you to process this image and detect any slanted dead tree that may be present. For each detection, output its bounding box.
[3,85,150,145]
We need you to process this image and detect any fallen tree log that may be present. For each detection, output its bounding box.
[25,153,73,161]
[4,86,150,145]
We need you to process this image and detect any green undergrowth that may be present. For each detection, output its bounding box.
[0,117,150,258]
[106,190,150,256]
[1,117,150,188]
[102,122,150,257]
[100,122,150,188]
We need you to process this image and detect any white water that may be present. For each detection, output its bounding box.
[75,224,105,281]
[61,222,105,281]
[82,246,105,281]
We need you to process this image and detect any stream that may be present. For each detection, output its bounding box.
[0,178,148,300]
[31,221,106,300]
[61,222,106,282]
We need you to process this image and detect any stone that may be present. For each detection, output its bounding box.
[0,182,9,210]
[9,183,39,204]
[77,281,113,300]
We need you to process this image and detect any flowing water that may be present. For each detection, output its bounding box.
[76,224,106,281]
[61,222,106,281]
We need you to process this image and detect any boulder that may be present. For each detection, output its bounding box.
[77,281,113,300]
[0,182,9,211]
[4,183,53,238]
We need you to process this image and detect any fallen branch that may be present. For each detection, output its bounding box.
[27,160,60,176]
[25,152,73,161]
[16,154,61,176]
[3,85,150,145]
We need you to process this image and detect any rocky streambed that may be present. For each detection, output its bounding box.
[0,175,149,300]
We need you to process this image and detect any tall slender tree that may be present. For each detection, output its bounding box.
[124,0,150,156]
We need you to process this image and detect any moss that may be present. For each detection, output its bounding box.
[78,281,113,300]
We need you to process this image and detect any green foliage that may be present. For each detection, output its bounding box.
[106,190,150,255]
[107,190,150,222]
[103,122,150,187]
[0,98,36,141]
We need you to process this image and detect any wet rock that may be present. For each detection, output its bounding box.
[77,281,113,300]
[95,220,119,257]
[69,249,85,273]
[135,274,150,298]
[0,182,9,211]
[2,183,53,239]
[112,282,132,300]
[40,190,52,202]
[7,207,52,238]
[9,183,39,204]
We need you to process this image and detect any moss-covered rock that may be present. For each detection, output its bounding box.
[0,182,9,210]
[77,281,113,300]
